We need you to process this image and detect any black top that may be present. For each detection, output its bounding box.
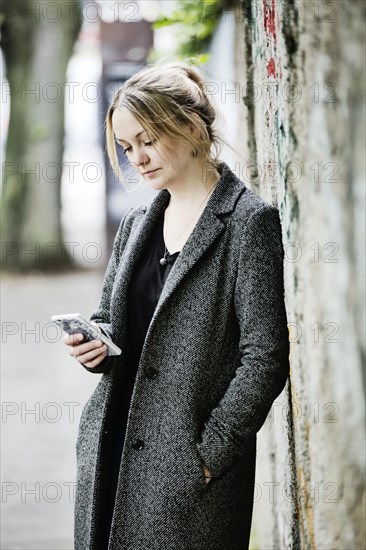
[127,208,180,366]
[99,206,179,547]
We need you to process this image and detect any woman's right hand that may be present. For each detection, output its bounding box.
[64,332,108,368]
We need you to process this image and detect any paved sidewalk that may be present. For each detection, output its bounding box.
[1,269,107,549]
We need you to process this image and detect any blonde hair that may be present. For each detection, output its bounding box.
[105,61,225,186]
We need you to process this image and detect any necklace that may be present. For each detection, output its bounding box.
[159,182,217,266]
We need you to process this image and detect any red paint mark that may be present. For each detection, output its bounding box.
[263,0,277,44]
[267,58,276,78]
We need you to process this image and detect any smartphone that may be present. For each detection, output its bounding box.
[51,313,122,356]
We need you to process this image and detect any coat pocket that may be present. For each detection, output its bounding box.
[192,444,212,494]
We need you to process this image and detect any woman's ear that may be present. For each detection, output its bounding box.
[188,112,202,138]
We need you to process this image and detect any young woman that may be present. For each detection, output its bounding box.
[64,62,290,550]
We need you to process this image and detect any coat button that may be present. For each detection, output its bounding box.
[131,438,144,451]
[146,367,158,379]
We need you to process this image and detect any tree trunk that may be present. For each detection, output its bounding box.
[1,0,82,271]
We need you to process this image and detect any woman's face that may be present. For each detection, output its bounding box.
[112,107,195,191]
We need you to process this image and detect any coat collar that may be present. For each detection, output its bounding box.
[111,162,247,353]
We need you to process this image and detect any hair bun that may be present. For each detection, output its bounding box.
[157,61,207,94]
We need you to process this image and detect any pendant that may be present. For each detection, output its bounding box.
[160,257,167,265]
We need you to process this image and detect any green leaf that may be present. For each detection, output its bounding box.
[152,0,224,57]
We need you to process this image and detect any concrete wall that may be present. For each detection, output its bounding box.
[233,1,365,548]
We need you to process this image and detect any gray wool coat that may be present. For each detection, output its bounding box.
[74,161,290,550]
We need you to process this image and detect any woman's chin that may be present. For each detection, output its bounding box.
[147,179,168,191]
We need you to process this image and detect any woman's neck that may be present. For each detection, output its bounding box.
[166,164,221,213]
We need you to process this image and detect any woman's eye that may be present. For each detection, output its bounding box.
[119,139,156,153]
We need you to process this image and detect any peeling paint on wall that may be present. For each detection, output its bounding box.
[263,0,277,44]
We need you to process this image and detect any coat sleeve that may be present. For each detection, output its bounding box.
[80,206,137,374]
[196,204,290,477]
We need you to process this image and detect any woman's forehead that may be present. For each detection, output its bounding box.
[112,108,146,141]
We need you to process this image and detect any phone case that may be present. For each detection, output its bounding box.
[51,313,122,356]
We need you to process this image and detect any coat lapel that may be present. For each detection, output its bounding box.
[111,162,247,352]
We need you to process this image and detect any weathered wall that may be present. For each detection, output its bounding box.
[234,0,365,548]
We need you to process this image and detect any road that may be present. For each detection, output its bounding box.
[1,269,107,549]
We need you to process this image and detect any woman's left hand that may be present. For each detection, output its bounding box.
[203,464,212,484]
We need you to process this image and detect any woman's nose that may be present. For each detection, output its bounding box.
[132,149,149,167]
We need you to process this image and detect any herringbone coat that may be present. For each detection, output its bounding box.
[74,161,290,550]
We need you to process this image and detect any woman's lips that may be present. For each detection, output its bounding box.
[143,168,160,177]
